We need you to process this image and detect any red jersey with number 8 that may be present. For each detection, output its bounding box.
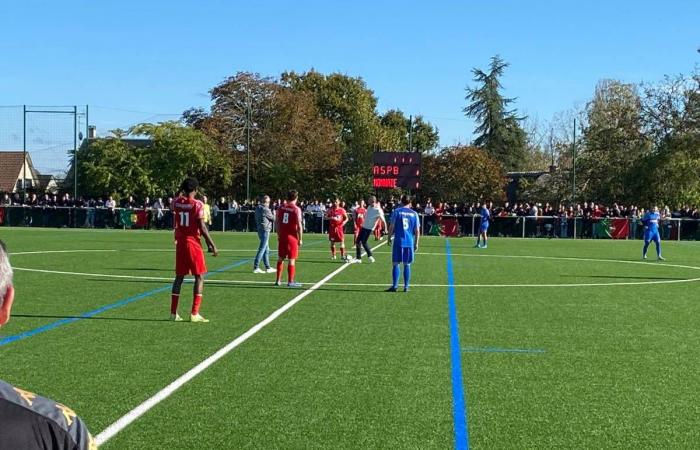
[172,196,205,240]
[277,203,302,239]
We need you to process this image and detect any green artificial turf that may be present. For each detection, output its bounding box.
[0,228,698,449]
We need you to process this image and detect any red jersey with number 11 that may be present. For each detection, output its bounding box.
[277,203,302,239]
[172,196,204,240]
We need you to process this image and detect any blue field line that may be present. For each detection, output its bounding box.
[0,240,327,347]
[0,285,173,346]
[462,347,546,354]
[0,257,252,347]
[445,239,470,450]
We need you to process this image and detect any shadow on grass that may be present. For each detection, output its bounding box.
[11,314,170,323]
[85,278,391,294]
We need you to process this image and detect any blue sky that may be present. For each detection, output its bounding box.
[1,0,698,172]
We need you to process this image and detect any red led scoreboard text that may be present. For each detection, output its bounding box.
[372,152,421,189]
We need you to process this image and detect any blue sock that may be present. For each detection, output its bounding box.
[643,241,650,256]
[656,241,661,257]
[403,264,411,289]
[475,238,480,246]
[392,265,400,288]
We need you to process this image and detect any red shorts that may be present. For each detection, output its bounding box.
[328,226,344,243]
[278,237,299,260]
[175,237,207,276]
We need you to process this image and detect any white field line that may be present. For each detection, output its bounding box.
[12,266,700,289]
[94,241,384,446]
[12,248,700,273]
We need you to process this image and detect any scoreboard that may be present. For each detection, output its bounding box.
[372,152,421,189]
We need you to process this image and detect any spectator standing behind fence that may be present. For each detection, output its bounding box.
[0,240,98,450]
[84,198,96,228]
[142,197,151,230]
[423,200,435,235]
[105,196,116,228]
[253,195,276,274]
[153,197,165,229]
[559,206,569,238]
[202,196,212,227]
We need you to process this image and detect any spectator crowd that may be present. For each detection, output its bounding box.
[1,191,699,239]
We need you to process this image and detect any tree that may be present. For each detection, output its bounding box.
[254,89,342,198]
[579,80,651,203]
[631,70,700,206]
[129,122,233,198]
[185,72,344,199]
[74,123,233,199]
[75,133,153,198]
[281,70,382,176]
[464,55,528,171]
[184,72,279,198]
[422,146,507,202]
[379,110,439,153]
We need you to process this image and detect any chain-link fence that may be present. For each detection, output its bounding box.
[2,206,699,241]
[0,105,88,196]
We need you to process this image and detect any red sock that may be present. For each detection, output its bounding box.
[170,294,179,315]
[191,294,202,315]
[340,247,345,257]
[331,245,336,257]
[288,264,295,283]
[276,261,284,283]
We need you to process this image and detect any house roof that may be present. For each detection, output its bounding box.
[0,152,25,192]
[0,151,40,192]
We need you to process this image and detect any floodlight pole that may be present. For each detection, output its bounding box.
[22,105,26,192]
[246,100,251,202]
[73,105,78,199]
[408,115,413,152]
[572,118,577,204]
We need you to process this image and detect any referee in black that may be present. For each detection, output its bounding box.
[0,240,97,450]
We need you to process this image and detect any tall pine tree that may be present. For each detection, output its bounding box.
[464,55,527,171]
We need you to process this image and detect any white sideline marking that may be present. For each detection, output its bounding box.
[12,266,700,288]
[94,241,384,446]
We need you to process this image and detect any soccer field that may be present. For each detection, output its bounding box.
[1,229,699,449]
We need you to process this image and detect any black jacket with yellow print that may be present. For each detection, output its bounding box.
[0,379,96,449]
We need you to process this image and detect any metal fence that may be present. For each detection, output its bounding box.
[1,206,699,241]
[422,214,700,241]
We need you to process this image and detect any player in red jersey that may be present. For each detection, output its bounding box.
[327,198,349,261]
[353,200,367,246]
[275,190,303,288]
[170,178,218,323]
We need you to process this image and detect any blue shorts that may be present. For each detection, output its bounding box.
[644,230,660,243]
[392,245,414,264]
[480,222,489,232]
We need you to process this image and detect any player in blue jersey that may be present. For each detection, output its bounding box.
[474,203,491,248]
[386,195,420,292]
[642,206,665,261]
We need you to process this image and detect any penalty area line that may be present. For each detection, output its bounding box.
[94,241,384,446]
